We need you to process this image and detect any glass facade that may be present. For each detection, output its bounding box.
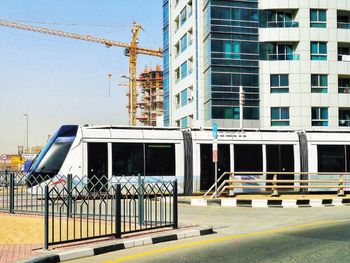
[204,0,259,121]
[163,0,170,126]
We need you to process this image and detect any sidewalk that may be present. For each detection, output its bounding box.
[0,213,43,262]
[0,212,201,263]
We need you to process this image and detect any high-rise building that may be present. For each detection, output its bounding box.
[137,65,164,126]
[163,0,350,129]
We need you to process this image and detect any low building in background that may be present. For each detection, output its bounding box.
[0,145,43,171]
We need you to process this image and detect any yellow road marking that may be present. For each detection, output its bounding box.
[103,220,338,263]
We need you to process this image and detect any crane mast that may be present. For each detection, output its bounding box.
[0,19,163,126]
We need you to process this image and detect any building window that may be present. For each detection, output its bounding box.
[175,68,180,83]
[267,11,294,28]
[310,9,327,28]
[311,42,327,60]
[188,57,193,75]
[339,108,350,127]
[212,106,240,119]
[261,43,299,61]
[180,89,188,107]
[270,74,289,93]
[188,29,193,46]
[271,107,289,126]
[187,1,193,18]
[260,10,298,28]
[180,61,188,79]
[338,12,350,29]
[175,94,180,109]
[311,74,328,93]
[180,7,187,26]
[312,107,328,126]
[180,116,188,128]
[180,34,187,53]
[339,77,350,93]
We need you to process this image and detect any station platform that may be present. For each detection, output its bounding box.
[178,193,350,208]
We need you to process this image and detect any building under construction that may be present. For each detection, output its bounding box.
[137,65,164,126]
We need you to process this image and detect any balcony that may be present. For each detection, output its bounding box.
[267,53,300,61]
[339,76,350,93]
[339,108,350,127]
[266,21,299,28]
[260,10,299,28]
[338,11,350,29]
[260,42,299,61]
[338,44,350,61]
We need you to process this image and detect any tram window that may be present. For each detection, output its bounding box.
[234,144,263,172]
[145,144,175,176]
[318,145,345,172]
[35,137,74,176]
[112,143,144,176]
[88,143,108,191]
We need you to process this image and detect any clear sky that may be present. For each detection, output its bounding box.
[0,0,163,154]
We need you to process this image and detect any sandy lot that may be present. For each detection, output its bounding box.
[0,214,43,244]
[0,214,111,245]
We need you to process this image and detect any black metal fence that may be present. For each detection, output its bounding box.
[0,171,178,248]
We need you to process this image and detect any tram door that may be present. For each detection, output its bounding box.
[88,143,108,191]
[266,145,294,185]
[200,144,230,191]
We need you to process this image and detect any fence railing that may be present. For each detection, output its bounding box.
[0,171,178,248]
[204,172,350,198]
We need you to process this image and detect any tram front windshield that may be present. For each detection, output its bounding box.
[27,125,78,186]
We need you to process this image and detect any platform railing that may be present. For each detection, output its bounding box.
[204,172,350,198]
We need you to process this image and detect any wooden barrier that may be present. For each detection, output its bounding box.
[203,172,350,198]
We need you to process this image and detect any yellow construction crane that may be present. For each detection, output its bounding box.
[0,19,163,126]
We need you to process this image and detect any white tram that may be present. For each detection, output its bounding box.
[27,125,350,194]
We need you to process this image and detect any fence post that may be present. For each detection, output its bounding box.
[67,174,73,218]
[115,184,122,239]
[5,170,8,188]
[138,175,144,226]
[271,174,279,197]
[44,185,49,250]
[338,174,345,196]
[9,173,14,214]
[173,180,178,229]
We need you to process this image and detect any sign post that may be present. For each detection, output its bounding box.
[212,123,218,198]
[1,154,7,170]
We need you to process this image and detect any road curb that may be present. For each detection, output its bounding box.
[190,198,350,208]
[23,227,214,263]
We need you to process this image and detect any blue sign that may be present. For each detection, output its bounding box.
[212,123,218,139]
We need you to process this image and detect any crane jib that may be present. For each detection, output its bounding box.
[0,18,163,126]
[0,19,163,56]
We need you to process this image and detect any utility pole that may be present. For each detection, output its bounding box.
[23,113,29,154]
[239,86,245,129]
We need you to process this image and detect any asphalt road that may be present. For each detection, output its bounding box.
[67,205,350,263]
[117,221,350,263]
